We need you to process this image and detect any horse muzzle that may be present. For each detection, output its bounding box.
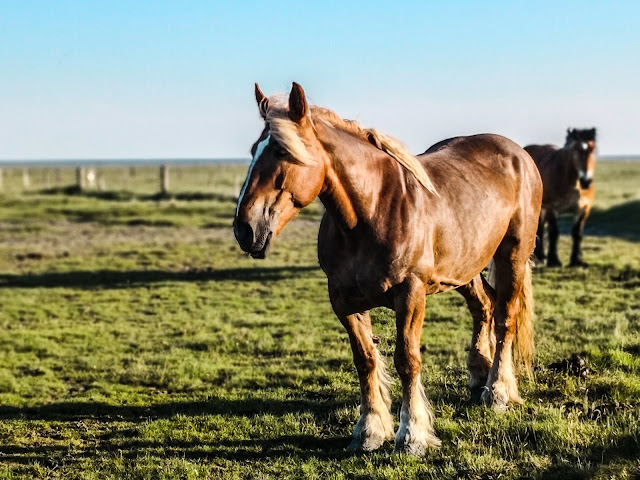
[579,176,593,189]
[234,219,273,259]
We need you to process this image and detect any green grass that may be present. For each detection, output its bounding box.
[0,161,639,479]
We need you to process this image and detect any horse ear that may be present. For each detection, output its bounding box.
[255,83,268,119]
[367,132,380,148]
[288,82,308,123]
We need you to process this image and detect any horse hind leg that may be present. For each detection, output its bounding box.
[459,273,496,403]
[330,289,394,451]
[482,239,535,411]
[546,210,562,267]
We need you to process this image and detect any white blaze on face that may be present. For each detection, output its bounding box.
[577,142,594,181]
[236,135,270,218]
[578,168,594,184]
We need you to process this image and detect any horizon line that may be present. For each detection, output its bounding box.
[1,154,640,166]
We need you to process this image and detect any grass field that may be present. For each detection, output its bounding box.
[0,161,638,479]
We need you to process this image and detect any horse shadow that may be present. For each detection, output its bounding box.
[0,395,347,422]
[0,265,321,289]
[557,199,640,241]
[0,396,358,465]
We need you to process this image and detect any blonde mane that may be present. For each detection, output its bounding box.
[264,95,438,195]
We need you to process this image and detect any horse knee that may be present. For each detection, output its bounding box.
[352,348,377,376]
[394,345,421,380]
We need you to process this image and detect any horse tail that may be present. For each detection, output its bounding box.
[514,260,534,378]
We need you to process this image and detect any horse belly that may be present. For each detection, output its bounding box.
[426,186,513,289]
[549,187,581,213]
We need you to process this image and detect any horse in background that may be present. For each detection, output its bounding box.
[525,128,597,267]
[234,82,542,455]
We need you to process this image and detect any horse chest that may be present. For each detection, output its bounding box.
[319,242,399,304]
[548,186,581,213]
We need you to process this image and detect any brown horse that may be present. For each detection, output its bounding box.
[234,82,542,455]
[525,128,596,267]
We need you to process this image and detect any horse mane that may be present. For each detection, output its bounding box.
[264,95,438,195]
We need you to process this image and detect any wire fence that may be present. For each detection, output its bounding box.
[0,163,249,198]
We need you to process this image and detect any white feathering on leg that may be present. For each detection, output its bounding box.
[375,347,393,410]
[395,374,441,455]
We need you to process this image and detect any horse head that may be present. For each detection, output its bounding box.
[233,82,326,258]
[565,128,597,189]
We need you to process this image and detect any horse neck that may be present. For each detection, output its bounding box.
[315,123,393,230]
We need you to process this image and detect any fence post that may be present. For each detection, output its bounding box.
[160,165,169,195]
[22,169,30,190]
[97,173,106,191]
[76,167,85,191]
[86,168,96,189]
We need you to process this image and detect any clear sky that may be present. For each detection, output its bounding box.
[1,1,638,159]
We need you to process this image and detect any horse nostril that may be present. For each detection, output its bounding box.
[234,220,254,248]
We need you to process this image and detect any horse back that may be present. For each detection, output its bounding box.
[524,143,587,211]
[420,134,541,190]
[414,134,542,284]
[523,144,558,166]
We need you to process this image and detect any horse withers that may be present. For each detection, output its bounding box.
[525,128,597,267]
[234,82,542,455]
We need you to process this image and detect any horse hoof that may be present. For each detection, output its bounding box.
[347,434,385,452]
[347,412,393,452]
[547,259,562,268]
[481,385,509,412]
[569,260,588,268]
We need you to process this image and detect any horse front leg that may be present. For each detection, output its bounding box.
[533,209,547,263]
[570,206,590,267]
[330,289,393,451]
[393,278,440,455]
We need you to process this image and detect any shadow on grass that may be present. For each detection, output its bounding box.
[534,261,640,288]
[0,435,358,468]
[0,265,321,289]
[557,199,640,241]
[1,401,637,474]
[534,431,640,480]
[0,395,350,422]
[0,396,359,463]
[37,186,238,204]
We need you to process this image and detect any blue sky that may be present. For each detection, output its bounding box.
[1,1,638,159]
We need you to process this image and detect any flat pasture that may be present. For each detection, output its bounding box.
[0,161,638,479]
